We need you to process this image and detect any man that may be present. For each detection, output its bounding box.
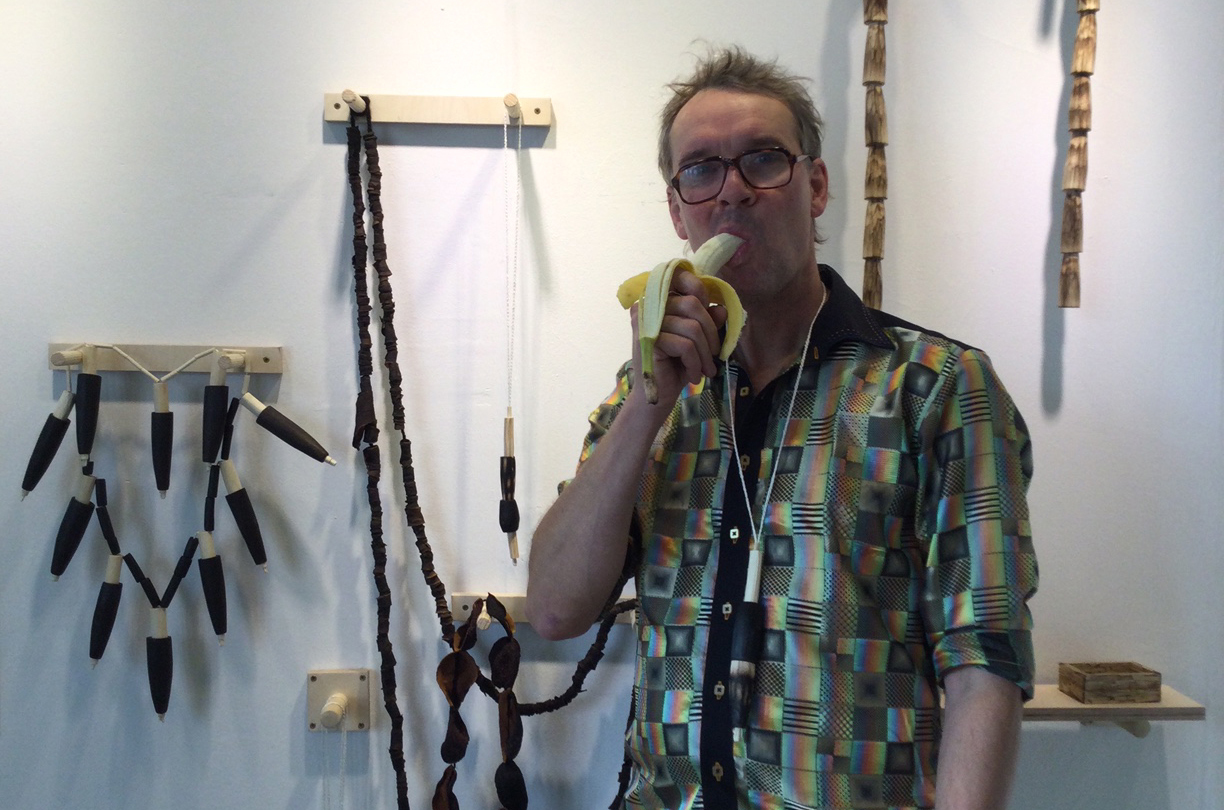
[526,47,1036,810]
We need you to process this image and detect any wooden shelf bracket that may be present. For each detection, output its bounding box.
[324,90,552,127]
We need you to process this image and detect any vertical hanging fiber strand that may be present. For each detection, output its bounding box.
[1060,5,1098,307]
[359,116,455,638]
[344,111,411,810]
[862,1,888,309]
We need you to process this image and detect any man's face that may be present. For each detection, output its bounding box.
[666,89,828,305]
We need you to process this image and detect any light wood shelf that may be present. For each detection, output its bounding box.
[1024,684,1205,737]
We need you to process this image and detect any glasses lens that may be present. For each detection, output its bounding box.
[675,159,725,204]
[739,149,794,188]
[674,149,797,203]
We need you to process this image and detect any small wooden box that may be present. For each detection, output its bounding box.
[1058,662,1161,704]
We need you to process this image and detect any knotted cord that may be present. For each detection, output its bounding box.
[346,105,636,809]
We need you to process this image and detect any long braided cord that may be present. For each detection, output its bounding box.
[346,111,411,810]
[346,108,636,808]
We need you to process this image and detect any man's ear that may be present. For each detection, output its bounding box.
[667,187,690,240]
[808,158,830,219]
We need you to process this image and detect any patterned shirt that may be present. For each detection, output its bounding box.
[575,267,1037,810]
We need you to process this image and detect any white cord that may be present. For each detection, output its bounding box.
[726,285,826,603]
[503,113,523,409]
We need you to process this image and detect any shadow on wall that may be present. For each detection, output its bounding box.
[1038,0,1079,416]
[1012,724,1172,810]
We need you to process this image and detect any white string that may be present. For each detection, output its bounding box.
[503,113,523,409]
[726,285,827,554]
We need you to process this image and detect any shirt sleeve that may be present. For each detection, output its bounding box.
[918,348,1038,700]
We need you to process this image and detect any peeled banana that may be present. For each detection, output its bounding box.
[616,233,746,404]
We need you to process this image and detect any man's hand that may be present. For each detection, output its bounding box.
[629,266,729,410]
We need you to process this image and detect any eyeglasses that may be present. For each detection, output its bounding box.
[670,147,812,204]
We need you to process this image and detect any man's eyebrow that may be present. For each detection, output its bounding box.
[675,136,792,168]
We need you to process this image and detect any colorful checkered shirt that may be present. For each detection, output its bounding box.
[576,267,1036,810]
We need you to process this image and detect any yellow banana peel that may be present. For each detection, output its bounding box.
[616,233,746,403]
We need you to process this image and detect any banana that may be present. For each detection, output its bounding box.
[616,233,746,404]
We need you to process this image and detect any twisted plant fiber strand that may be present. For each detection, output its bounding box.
[520,598,637,716]
[360,118,455,642]
[351,112,640,807]
[347,113,410,810]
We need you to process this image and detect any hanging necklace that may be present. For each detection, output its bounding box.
[499,110,524,565]
[725,280,827,740]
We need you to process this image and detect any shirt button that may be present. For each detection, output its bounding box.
[739,385,750,397]
[714,681,725,699]
[712,761,725,781]
[729,527,740,543]
[739,454,750,470]
[722,602,733,620]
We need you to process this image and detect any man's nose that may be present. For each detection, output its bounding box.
[716,163,756,204]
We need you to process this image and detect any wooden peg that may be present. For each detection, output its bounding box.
[862,258,883,310]
[863,0,887,24]
[863,201,886,259]
[1069,76,1092,132]
[341,89,367,114]
[865,86,888,146]
[1072,12,1097,75]
[504,93,521,120]
[1077,0,1100,11]
[865,145,888,199]
[1060,254,1081,308]
[864,23,886,85]
[1061,192,1084,253]
[1063,134,1088,191]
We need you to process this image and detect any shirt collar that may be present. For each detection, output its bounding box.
[809,264,894,357]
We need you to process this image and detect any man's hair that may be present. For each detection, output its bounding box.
[657,45,825,180]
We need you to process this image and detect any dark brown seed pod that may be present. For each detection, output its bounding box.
[440,706,470,764]
[452,598,483,651]
[484,593,516,635]
[494,760,528,810]
[489,636,522,690]
[499,690,524,762]
[436,650,479,706]
[432,764,460,810]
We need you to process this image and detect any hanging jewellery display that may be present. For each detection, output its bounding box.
[20,343,332,717]
[342,96,635,810]
[500,98,524,565]
[1059,0,1099,307]
[862,0,888,309]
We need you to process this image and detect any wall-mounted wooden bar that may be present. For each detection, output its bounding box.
[49,344,284,374]
[323,92,553,127]
[1024,684,1205,738]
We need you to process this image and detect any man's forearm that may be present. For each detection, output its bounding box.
[936,666,1024,810]
[525,392,667,640]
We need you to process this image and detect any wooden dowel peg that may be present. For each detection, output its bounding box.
[1063,134,1089,191]
[503,93,521,120]
[217,351,246,373]
[1073,12,1097,76]
[1069,76,1093,132]
[863,0,887,23]
[1060,254,1081,308]
[341,89,367,114]
[865,86,888,146]
[862,258,883,310]
[864,23,886,85]
[863,201,886,259]
[1061,192,1084,253]
[51,349,84,368]
[865,146,888,199]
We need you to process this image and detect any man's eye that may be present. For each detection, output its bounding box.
[682,161,720,182]
[742,150,785,170]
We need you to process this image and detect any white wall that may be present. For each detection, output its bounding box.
[1,2,1220,808]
